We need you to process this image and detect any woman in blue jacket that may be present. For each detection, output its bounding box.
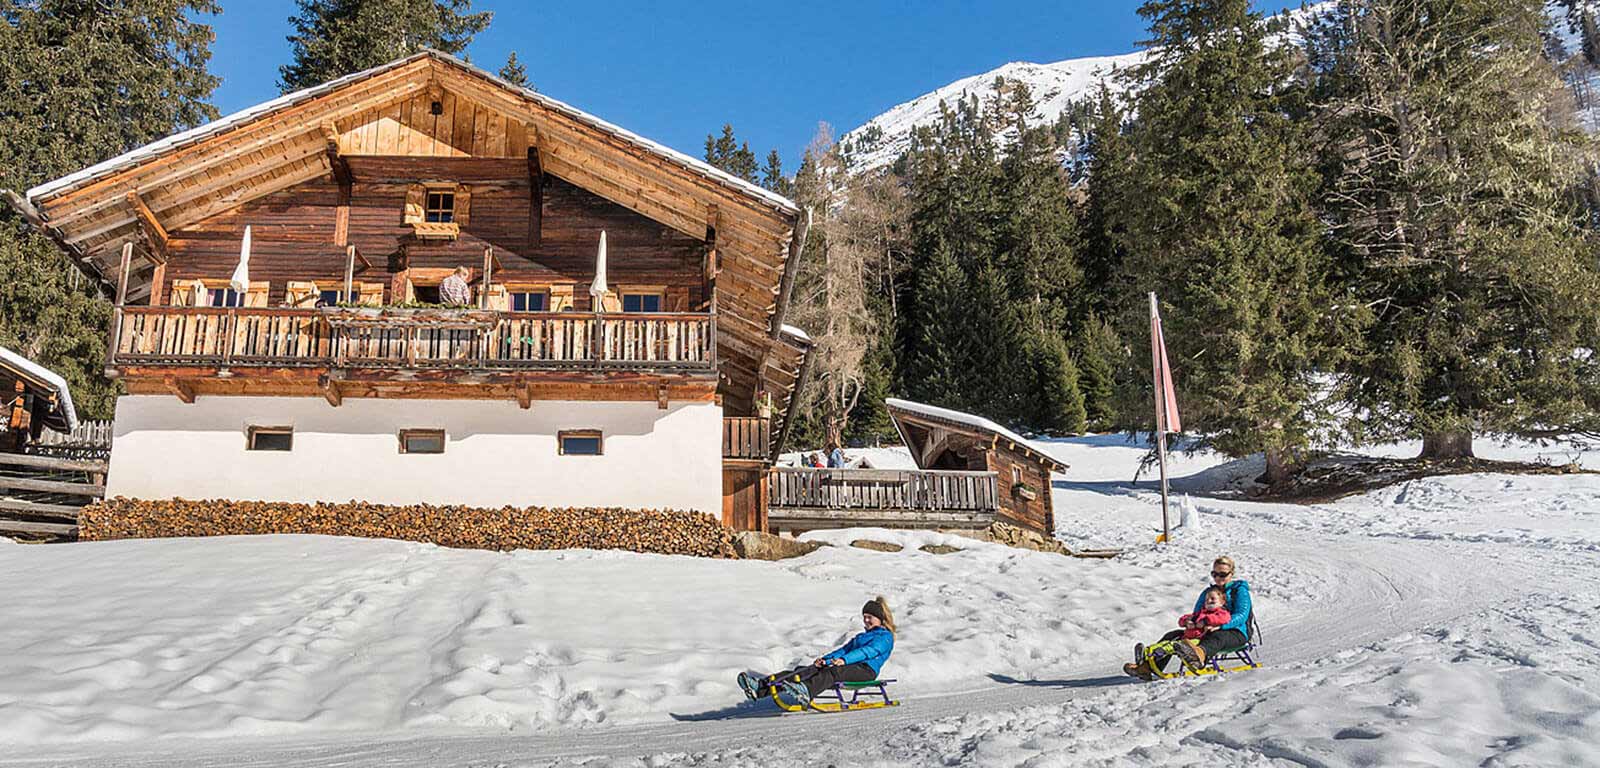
[738,596,895,705]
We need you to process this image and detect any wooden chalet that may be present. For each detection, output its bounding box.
[765,399,1067,537]
[886,399,1067,534]
[5,51,811,520]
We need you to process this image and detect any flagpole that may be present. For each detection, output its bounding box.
[1150,292,1171,544]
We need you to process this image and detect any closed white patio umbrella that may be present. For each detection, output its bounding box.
[590,230,608,312]
[229,225,252,306]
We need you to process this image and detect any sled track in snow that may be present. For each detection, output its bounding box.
[8,519,1582,768]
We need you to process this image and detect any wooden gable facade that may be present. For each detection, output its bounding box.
[886,399,1069,536]
[5,51,811,443]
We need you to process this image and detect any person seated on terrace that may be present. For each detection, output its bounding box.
[439,265,473,307]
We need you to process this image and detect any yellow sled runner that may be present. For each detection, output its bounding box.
[772,678,900,713]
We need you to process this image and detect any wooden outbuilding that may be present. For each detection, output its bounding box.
[885,398,1068,535]
[0,347,79,452]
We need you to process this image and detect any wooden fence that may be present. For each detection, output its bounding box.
[0,451,106,540]
[112,307,716,372]
[766,467,999,532]
[29,419,113,452]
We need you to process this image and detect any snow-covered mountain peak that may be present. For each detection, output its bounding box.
[839,51,1145,175]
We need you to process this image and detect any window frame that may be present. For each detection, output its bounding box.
[509,289,551,312]
[620,291,665,313]
[246,425,294,452]
[557,429,604,456]
[424,189,456,223]
[398,428,446,455]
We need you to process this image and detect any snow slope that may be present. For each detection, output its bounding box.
[2,436,1598,766]
[839,53,1144,174]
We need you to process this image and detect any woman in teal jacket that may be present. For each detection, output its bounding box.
[738,596,895,705]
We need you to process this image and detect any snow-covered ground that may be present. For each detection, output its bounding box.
[2,435,1597,766]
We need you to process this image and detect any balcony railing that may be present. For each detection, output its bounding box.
[766,467,1000,532]
[111,307,716,373]
[722,417,772,461]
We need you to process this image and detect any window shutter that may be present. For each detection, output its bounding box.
[245,281,270,307]
[285,281,318,308]
[359,282,385,306]
[487,284,509,310]
[403,184,425,225]
[454,186,471,225]
[170,279,202,306]
[600,291,621,313]
[549,284,575,311]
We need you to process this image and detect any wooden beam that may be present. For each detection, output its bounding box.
[480,246,493,309]
[125,192,168,262]
[147,260,165,305]
[770,206,811,339]
[164,376,195,404]
[516,381,533,409]
[657,381,669,410]
[115,241,133,306]
[344,245,356,303]
[527,147,543,250]
[1,189,108,292]
[318,373,343,407]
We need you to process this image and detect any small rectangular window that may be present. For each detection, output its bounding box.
[511,291,549,312]
[318,289,342,307]
[208,288,242,307]
[558,430,603,456]
[425,191,455,223]
[412,284,442,304]
[399,429,445,454]
[247,426,293,451]
[622,293,662,313]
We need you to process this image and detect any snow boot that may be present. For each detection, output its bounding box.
[1133,643,1145,665]
[1173,641,1205,670]
[737,671,763,701]
[780,679,811,707]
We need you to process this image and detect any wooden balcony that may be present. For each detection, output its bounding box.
[110,307,717,375]
[766,467,1000,532]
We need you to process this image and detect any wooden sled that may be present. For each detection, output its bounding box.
[772,678,901,713]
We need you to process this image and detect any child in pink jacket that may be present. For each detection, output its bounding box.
[1178,587,1232,640]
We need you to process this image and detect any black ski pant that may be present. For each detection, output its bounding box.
[1149,628,1248,671]
[761,662,878,697]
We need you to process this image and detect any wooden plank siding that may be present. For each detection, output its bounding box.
[162,166,705,311]
[989,441,1055,534]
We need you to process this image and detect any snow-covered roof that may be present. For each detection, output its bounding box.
[885,397,1066,471]
[0,346,78,432]
[27,50,799,216]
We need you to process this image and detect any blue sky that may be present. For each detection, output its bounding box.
[204,1,1305,172]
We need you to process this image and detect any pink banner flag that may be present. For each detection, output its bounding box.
[1150,294,1182,435]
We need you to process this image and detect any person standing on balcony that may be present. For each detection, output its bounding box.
[440,266,473,306]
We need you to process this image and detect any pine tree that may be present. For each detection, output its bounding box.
[498,50,532,90]
[1074,315,1120,431]
[1118,0,1351,483]
[1314,0,1600,458]
[0,0,221,419]
[1079,86,1133,319]
[702,124,759,183]
[279,0,492,91]
[761,149,792,197]
[1031,334,1088,436]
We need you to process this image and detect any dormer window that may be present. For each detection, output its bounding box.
[425,190,455,223]
[404,183,470,240]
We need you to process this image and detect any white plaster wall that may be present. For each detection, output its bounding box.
[106,396,723,514]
